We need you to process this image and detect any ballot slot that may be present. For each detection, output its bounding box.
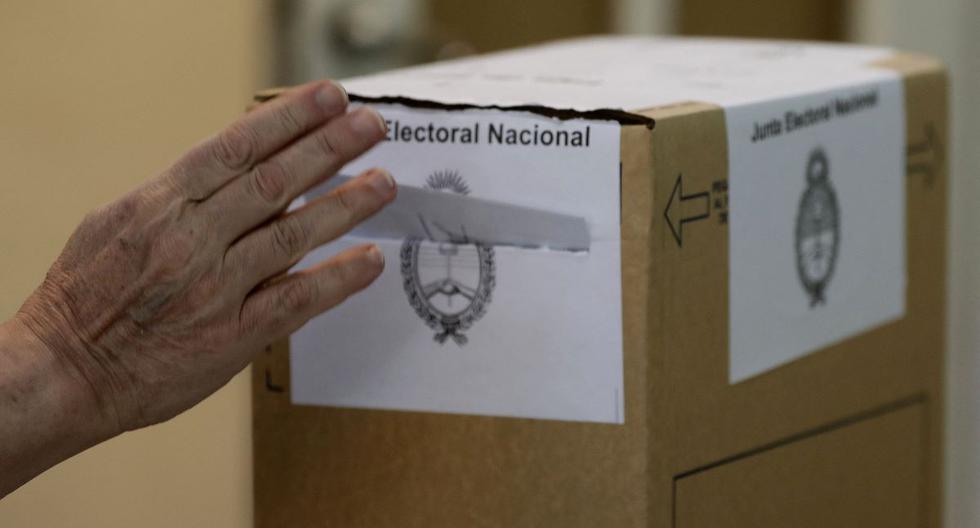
[309,174,592,253]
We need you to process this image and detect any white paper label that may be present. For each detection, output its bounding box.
[290,104,624,423]
[727,77,906,383]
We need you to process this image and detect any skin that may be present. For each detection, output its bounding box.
[0,80,395,498]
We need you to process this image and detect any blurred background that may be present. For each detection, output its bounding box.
[0,1,976,526]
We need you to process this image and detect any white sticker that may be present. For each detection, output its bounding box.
[289,104,624,423]
[727,78,906,383]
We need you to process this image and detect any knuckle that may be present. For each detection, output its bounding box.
[158,230,196,270]
[249,161,287,203]
[330,188,359,224]
[162,163,205,202]
[313,128,340,159]
[90,200,137,240]
[270,216,308,258]
[189,269,224,308]
[213,124,256,171]
[275,104,303,136]
[163,169,191,198]
[108,196,139,225]
[280,279,316,311]
[149,209,204,276]
[166,158,206,201]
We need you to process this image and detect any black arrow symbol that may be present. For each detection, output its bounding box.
[664,173,711,248]
[907,122,942,187]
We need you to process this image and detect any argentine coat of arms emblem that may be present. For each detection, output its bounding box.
[794,148,841,307]
[400,171,496,344]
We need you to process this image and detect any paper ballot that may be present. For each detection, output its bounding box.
[290,104,624,424]
[313,175,591,252]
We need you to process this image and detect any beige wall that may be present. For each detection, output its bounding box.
[0,2,266,526]
[847,2,980,525]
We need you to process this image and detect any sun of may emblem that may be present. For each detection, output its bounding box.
[400,171,496,345]
[795,148,840,307]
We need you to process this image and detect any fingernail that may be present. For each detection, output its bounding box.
[350,107,387,138]
[366,245,384,266]
[367,169,396,196]
[317,81,348,111]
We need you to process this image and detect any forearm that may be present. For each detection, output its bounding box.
[0,319,116,497]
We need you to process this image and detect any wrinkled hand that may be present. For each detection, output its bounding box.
[14,81,393,433]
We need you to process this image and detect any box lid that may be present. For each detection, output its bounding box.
[338,36,896,117]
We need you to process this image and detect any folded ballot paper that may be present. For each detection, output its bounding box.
[283,36,907,424]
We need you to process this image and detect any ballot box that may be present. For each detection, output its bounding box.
[251,37,947,527]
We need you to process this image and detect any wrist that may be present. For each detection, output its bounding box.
[5,315,120,440]
[0,318,119,495]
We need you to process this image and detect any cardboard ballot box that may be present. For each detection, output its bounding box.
[252,37,946,527]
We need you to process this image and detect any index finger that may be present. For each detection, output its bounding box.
[168,80,350,200]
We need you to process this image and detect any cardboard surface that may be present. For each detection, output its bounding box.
[252,46,946,527]
[674,402,924,527]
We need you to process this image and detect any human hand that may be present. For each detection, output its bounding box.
[11,80,394,435]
